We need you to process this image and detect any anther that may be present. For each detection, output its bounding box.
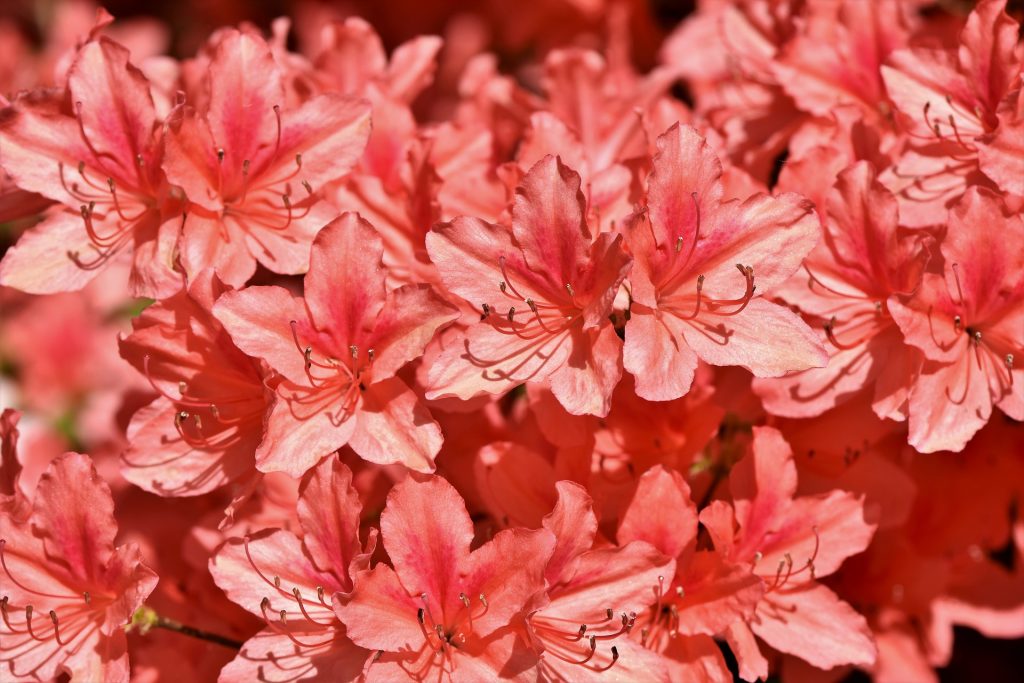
[972,330,982,344]
[507,307,516,322]
[480,303,491,320]
[460,593,470,608]
[302,180,313,195]
[136,153,145,167]
[295,154,302,168]
[565,283,575,297]
[1007,354,1014,368]
[273,576,282,589]
[217,148,225,163]
[526,298,538,313]
[675,236,684,253]
[605,608,614,620]
[367,349,375,362]
[954,315,962,331]
[83,591,91,604]
[350,345,359,359]
[499,281,508,294]
[417,608,426,625]
[242,159,251,175]
[479,594,488,608]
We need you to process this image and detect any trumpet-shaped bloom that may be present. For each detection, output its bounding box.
[618,467,763,682]
[0,453,158,682]
[699,427,878,675]
[528,481,675,681]
[624,124,826,401]
[214,212,458,476]
[0,37,183,297]
[888,188,1024,453]
[879,0,1022,226]
[118,272,270,498]
[164,29,371,286]
[425,155,632,417]
[753,162,930,420]
[211,456,373,682]
[335,475,555,682]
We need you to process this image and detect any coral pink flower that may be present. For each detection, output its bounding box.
[313,17,441,187]
[0,453,158,681]
[214,212,458,476]
[335,474,555,682]
[210,455,373,682]
[425,155,632,417]
[618,466,763,682]
[118,272,270,499]
[888,187,1024,453]
[978,84,1024,196]
[0,37,183,297]
[753,162,931,420]
[529,481,675,681]
[770,0,914,126]
[699,427,878,676]
[164,29,371,286]
[624,124,826,401]
[880,0,1022,226]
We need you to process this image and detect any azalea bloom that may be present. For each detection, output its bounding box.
[425,155,632,416]
[753,161,930,420]
[879,0,1022,226]
[624,123,826,401]
[164,29,371,286]
[335,474,555,681]
[118,271,270,499]
[211,455,373,682]
[528,481,675,680]
[699,427,878,677]
[0,453,158,681]
[618,466,763,682]
[214,212,459,476]
[888,187,1024,453]
[0,37,183,297]
[1,4,1023,681]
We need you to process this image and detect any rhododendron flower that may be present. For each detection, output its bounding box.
[118,271,270,499]
[0,37,183,297]
[164,29,371,286]
[880,0,1022,226]
[211,455,373,682]
[754,162,930,420]
[214,212,458,476]
[335,474,555,681]
[0,453,158,681]
[528,481,675,680]
[624,123,826,401]
[699,427,878,676]
[425,155,632,417]
[618,466,763,682]
[888,187,1024,453]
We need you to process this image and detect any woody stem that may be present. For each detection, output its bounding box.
[153,616,244,649]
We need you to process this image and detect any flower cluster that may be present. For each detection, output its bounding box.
[1,1,1022,682]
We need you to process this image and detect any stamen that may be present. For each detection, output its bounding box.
[507,307,516,322]
[50,610,66,646]
[951,263,965,304]
[480,303,491,320]
[565,283,575,297]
